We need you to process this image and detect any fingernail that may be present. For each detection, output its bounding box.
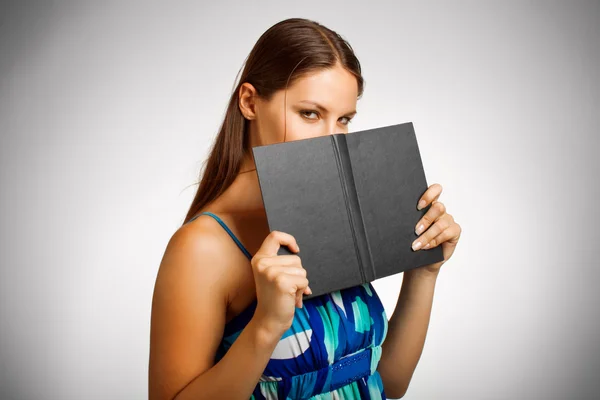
[415,224,424,235]
[307,287,313,295]
[417,200,426,210]
[424,243,430,249]
[412,241,422,251]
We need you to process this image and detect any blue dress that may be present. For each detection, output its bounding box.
[187,212,389,399]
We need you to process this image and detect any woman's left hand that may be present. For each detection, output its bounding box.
[411,183,462,274]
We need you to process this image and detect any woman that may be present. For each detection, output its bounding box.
[149,18,462,400]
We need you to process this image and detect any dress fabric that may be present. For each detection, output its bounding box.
[187,212,389,399]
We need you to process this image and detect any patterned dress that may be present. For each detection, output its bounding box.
[187,212,389,399]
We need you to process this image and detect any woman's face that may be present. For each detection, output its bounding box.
[240,62,359,145]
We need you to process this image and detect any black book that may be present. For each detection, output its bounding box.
[251,122,445,299]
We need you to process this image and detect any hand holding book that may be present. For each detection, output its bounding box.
[251,230,311,338]
[409,183,462,275]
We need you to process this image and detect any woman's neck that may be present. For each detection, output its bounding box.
[208,152,266,217]
[202,152,272,253]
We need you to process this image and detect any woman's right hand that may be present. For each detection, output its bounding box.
[251,230,312,337]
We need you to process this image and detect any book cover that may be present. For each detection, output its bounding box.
[252,122,445,299]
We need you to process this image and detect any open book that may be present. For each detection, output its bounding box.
[252,122,445,299]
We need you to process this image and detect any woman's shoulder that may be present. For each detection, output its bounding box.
[176,212,252,265]
[165,215,252,312]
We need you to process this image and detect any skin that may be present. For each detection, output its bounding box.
[153,61,462,399]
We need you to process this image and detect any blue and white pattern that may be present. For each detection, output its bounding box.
[189,212,389,399]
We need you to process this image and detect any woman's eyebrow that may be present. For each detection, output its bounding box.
[298,100,357,116]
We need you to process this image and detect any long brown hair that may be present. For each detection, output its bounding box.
[182,18,364,225]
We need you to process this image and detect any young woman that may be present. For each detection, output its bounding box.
[149,18,462,400]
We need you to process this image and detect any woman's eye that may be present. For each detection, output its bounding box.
[300,110,319,120]
[339,117,352,125]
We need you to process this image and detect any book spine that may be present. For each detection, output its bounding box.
[331,135,375,283]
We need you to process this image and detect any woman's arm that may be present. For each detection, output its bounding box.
[376,268,439,398]
[172,317,281,400]
[148,226,280,400]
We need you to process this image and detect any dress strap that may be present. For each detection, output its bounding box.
[187,212,253,260]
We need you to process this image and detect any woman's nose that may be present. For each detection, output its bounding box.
[323,121,343,136]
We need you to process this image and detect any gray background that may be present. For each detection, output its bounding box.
[1,1,599,399]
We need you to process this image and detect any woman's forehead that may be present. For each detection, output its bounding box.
[287,67,358,111]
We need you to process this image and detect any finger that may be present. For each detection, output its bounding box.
[259,254,304,268]
[252,254,304,274]
[422,222,461,249]
[295,279,310,308]
[297,286,313,307]
[257,230,300,256]
[414,201,446,237]
[413,214,452,251]
[287,279,311,307]
[274,274,309,296]
[417,183,443,210]
[263,265,307,283]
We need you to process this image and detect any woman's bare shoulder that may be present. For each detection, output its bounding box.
[162,216,246,296]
